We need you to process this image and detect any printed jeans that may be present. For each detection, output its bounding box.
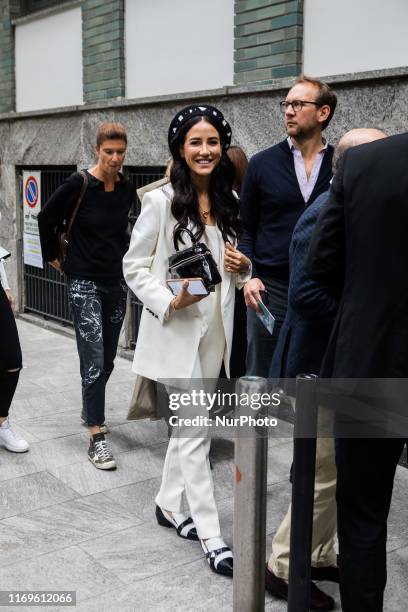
[67,277,127,427]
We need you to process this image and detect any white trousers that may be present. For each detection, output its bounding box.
[155,314,226,540]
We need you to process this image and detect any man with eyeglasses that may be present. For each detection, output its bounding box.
[239,76,337,378]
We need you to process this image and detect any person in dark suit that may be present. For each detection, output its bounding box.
[306,131,408,612]
[266,128,387,612]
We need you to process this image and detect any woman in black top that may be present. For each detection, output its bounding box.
[38,122,135,470]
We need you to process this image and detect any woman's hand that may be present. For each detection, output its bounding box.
[170,280,205,311]
[5,289,16,311]
[49,259,63,273]
[224,242,251,273]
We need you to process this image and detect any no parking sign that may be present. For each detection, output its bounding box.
[25,175,39,208]
[23,170,43,268]
[23,171,41,235]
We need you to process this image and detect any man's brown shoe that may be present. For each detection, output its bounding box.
[265,565,335,611]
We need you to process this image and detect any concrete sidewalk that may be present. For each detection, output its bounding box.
[0,319,406,611]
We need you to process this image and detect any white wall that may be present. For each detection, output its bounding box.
[15,7,83,112]
[125,0,234,99]
[303,0,408,76]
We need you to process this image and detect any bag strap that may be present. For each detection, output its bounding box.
[66,171,88,240]
[175,227,196,251]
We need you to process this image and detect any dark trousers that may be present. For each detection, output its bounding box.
[67,277,127,427]
[0,285,22,417]
[245,275,288,377]
[335,437,406,612]
[230,289,247,378]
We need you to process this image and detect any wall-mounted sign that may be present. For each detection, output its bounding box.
[23,233,43,269]
[23,171,43,268]
[23,171,41,236]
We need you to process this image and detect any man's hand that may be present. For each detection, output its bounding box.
[49,259,63,273]
[5,289,16,311]
[224,242,251,273]
[170,280,206,311]
[243,277,265,312]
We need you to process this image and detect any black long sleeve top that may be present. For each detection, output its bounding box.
[38,170,135,282]
[238,139,333,281]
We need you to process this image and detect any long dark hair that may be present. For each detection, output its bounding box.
[170,116,242,249]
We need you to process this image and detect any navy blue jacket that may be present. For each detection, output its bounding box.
[269,191,338,384]
[239,140,334,282]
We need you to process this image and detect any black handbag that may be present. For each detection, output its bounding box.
[168,228,222,292]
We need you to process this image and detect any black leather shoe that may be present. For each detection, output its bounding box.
[311,565,339,583]
[201,538,233,577]
[265,565,335,611]
[155,505,198,540]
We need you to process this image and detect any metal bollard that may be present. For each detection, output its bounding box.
[287,374,318,612]
[233,376,268,612]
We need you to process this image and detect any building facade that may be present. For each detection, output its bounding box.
[1,0,407,339]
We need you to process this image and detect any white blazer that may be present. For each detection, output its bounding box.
[123,183,250,381]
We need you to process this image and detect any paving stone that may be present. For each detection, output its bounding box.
[103,476,163,521]
[0,545,126,602]
[103,419,169,452]
[12,409,89,441]
[48,445,163,496]
[384,545,408,611]
[0,492,140,567]
[49,557,233,612]
[79,520,203,584]
[387,465,408,552]
[0,443,41,481]
[0,471,77,519]
[267,439,293,484]
[11,390,82,421]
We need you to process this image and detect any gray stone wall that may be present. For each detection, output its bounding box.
[1,72,407,299]
[234,0,303,84]
[82,0,125,103]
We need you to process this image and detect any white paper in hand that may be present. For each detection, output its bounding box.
[256,300,275,335]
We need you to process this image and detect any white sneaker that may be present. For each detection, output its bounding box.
[0,419,29,452]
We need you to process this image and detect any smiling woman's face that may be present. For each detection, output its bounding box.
[180,119,222,180]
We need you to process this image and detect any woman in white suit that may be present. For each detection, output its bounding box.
[123,104,250,576]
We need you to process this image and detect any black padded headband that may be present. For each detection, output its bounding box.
[168,104,232,156]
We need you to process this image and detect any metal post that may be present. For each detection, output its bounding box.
[233,376,268,612]
[288,374,318,612]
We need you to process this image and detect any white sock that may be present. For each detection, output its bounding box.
[201,536,226,552]
[162,509,188,524]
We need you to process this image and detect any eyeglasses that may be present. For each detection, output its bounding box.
[279,100,320,113]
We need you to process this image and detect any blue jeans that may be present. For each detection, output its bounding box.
[245,276,288,378]
[67,277,127,427]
